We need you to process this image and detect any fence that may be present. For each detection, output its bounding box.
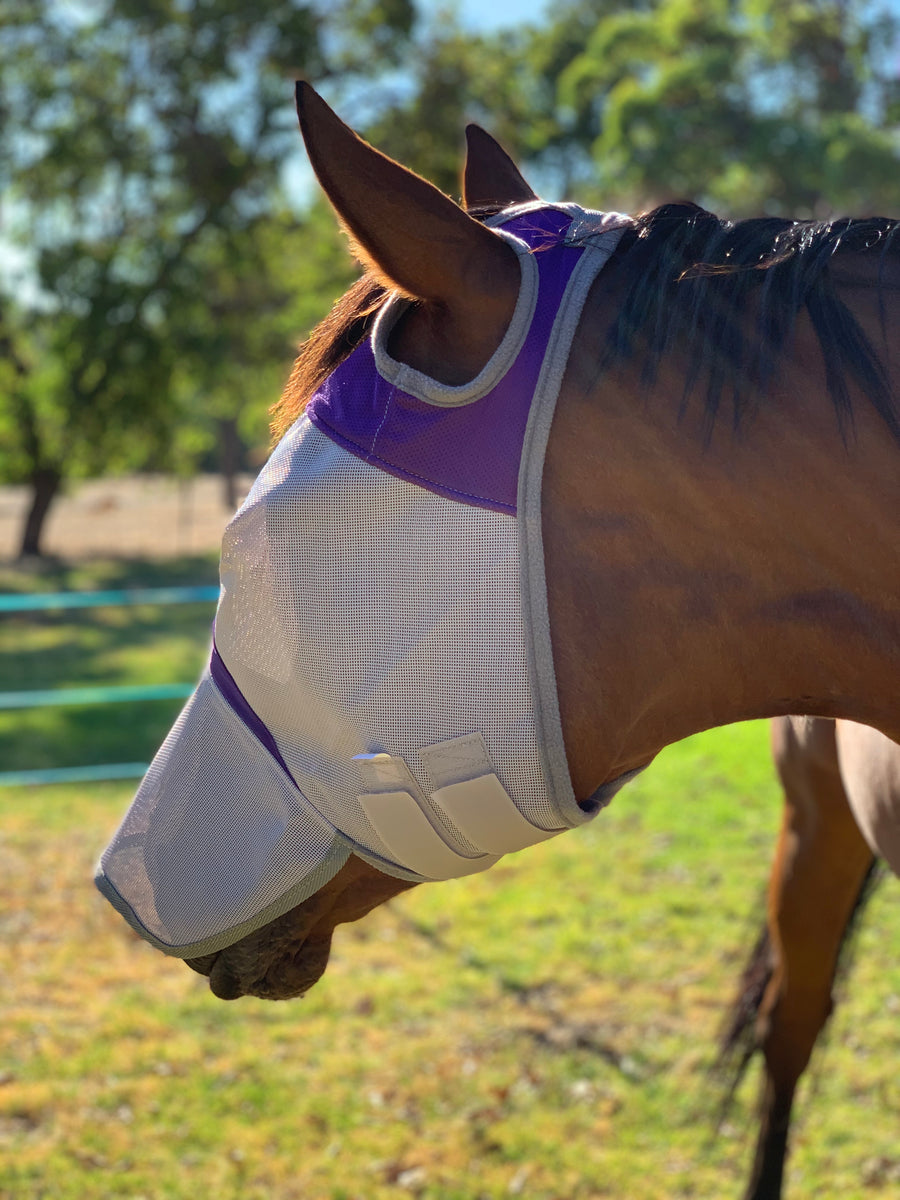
[0,585,219,787]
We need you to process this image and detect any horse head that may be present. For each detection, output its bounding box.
[99,85,614,1000]
[98,86,900,1003]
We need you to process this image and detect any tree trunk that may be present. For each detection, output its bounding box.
[19,466,63,558]
[218,416,242,511]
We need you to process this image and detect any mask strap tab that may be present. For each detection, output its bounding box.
[359,790,499,880]
[432,773,561,855]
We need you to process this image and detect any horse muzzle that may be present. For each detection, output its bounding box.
[186,922,334,1001]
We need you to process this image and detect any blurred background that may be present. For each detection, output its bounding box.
[2,0,900,563]
[2,5,900,1198]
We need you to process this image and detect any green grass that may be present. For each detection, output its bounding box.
[2,558,900,1198]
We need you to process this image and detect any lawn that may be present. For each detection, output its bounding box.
[1,558,899,1199]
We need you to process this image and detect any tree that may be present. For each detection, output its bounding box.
[166,202,359,508]
[355,1,900,220]
[360,17,540,195]
[6,0,898,561]
[0,0,414,556]
[520,0,900,216]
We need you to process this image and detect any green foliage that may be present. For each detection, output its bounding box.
[163,202,358,470]
[522,0,900,214]
[357,0,900,216]
[0,0,411,552]
[360,14,548,197]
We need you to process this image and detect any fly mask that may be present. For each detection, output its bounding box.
[95,203,633,959]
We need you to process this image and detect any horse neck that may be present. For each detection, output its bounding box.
[543,271,900,799]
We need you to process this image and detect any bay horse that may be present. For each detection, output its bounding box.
[180,83,900,999]
[721,718,898,1200]
[97,84,900,1197]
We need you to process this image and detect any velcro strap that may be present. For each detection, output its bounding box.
[419,733,494,790]
[358,790,499,880]
[353,752,417,792]
[431,773,561,855]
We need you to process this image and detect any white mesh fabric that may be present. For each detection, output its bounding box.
[97,672,350,953]
[216,416,559,875]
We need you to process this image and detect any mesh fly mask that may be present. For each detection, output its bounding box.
[95,203,634,958]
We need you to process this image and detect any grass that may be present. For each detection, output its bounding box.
[2,558,900,1198]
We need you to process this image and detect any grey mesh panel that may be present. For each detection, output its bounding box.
[216,419,558,868]
[96,672,350,955]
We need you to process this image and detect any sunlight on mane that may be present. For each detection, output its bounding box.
[270,274,388,444]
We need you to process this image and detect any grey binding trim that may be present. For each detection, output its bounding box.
[371,228,539,407]
[94,810,453,958]
[94,841,352,959]
[487,200,634,236]
[518,224,629,828]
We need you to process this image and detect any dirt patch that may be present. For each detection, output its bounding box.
[0,474,255,563]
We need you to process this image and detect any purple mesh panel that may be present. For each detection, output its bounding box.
[210,642,300,790]
[306,209,584,513]
[498,206,574,246]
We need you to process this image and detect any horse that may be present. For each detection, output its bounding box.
[721,718,899,1200]
[95,84,900,1195]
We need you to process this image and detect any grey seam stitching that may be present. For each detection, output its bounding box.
[368,383,395,459]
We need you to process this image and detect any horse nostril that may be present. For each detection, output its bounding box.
[209,955,245,1000]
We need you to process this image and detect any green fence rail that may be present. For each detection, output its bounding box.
[0,584,219,613]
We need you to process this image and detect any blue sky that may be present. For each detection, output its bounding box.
[455,0,549,30]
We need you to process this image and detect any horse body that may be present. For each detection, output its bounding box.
[546,252,899,1197]
[838,719,900,869]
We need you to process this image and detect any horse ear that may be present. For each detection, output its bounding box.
[295,81,518,308]
[463,125,537,211]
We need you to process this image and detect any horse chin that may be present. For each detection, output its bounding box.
[186,927,334,1001]
[197,935,334,1001]
[183,855,417,1001]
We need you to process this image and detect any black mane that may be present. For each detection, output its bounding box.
[601,202,900,441]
